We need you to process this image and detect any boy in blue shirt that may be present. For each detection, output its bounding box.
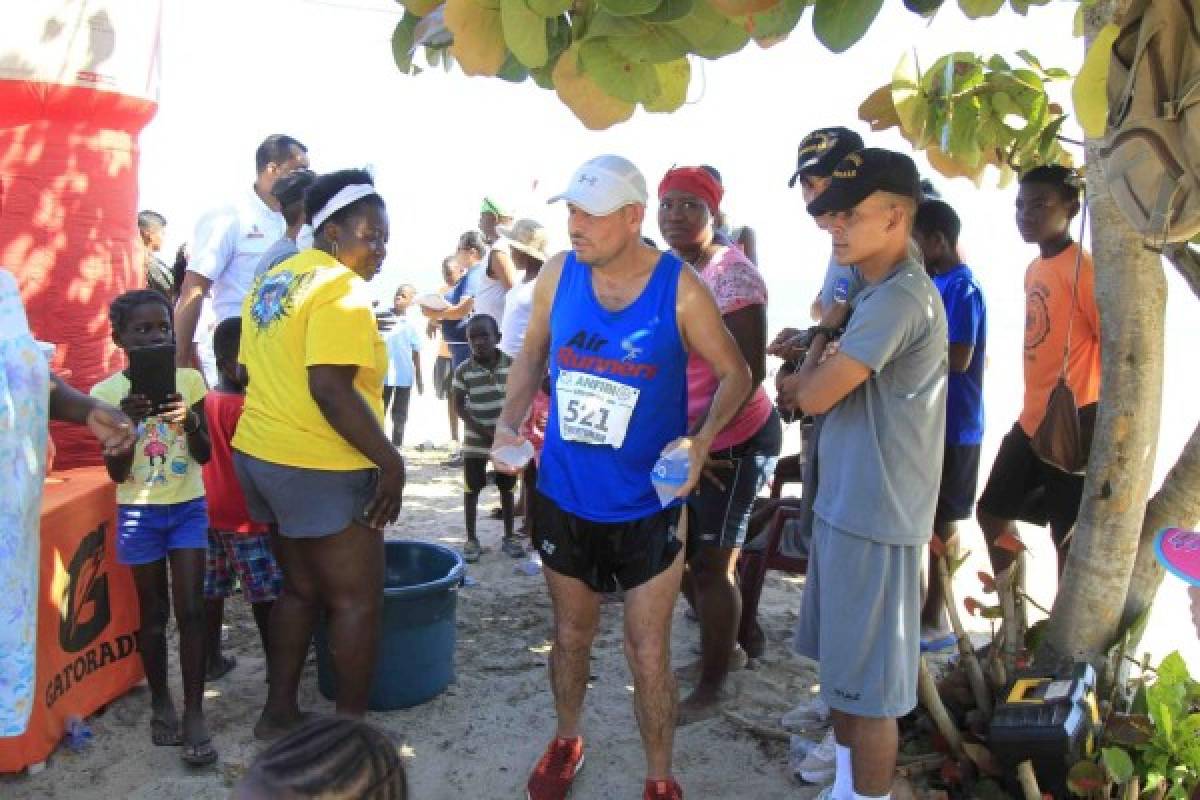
[383,284,424,447]
[912,199,987,650]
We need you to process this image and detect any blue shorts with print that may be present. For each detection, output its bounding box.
[116,498,209,566]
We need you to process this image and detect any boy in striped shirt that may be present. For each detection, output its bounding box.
[453,314,519,562]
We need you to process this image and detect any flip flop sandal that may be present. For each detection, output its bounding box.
[205,654,237,682]
[150,717,183,747]
[463,540,483,563]
[182,737,218,767]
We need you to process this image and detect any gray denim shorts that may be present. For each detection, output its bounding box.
[794,515,922,718]
[233,451,378,538]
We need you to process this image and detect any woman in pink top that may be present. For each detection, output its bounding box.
[658,167,782,723]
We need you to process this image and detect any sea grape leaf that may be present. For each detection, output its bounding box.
[812,0,883,53]
[958,0,1004,18]
[445,0,508,75]
[643,57,691,111]
[552,42,637,129]
[501,0,550,67]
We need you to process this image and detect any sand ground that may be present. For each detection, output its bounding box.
[2,447,827,800]
[3,385,1195,799]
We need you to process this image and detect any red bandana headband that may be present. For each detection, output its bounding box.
[658,167,723,215]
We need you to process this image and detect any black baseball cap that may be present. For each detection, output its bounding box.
[806,149,922,216]
[788,127,864,187]
[271,168,316,209]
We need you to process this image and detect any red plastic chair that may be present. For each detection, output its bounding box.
[737,505,809,658]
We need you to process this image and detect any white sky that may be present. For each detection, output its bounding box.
[138,0,1199,659]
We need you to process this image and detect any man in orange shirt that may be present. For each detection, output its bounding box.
[976,165,1100,577]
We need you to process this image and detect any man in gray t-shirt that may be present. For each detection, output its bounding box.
[778,148,946,800]
[815,260,947,541]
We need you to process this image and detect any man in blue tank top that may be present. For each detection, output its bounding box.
[491,155,752,800]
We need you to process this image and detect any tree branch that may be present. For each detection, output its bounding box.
[1163,243,1200,301]
[1120,420,1200,632]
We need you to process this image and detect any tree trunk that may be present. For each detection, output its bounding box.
[1119,249,1200,632]
[1037,0,1167,669]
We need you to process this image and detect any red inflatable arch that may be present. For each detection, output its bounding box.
[0,2,161,469]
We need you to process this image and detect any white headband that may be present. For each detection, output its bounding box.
[311,183,378,233]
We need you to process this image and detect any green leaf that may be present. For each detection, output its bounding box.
[1044,67,1071,80]
[980,604,1005,620]
[391,13,421,72]
[745,0,808,43]
[526,0,571,14]
[501,0,551,67]
[578,38,658,102]
[987,54,1010,72]
[1101,747,1135,783]
[892,51,924,135]
[812,0,883,53]
[587,11,647,36]
[1009,0,1050,14]
[958,0,1004,19]
[497,51,531,81]
[1016,49,1042,71]
[1075,23,1118,137]
[530,62,556,88]
[1156,652,1191,691]
[598,0,662,15]
[1067,760,1108,796]
[606,24,691,62]
[641,0,696,22]
[643,57,691,111]
[666,0,749,58]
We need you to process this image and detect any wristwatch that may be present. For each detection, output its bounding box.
[811,326,839,341]
[182,410,200,434]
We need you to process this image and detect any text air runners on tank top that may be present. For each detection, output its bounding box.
[539,251,687,523]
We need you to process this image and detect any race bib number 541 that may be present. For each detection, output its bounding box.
[556,370,640,448]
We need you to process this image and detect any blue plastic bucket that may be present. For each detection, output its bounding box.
[315,540,465,711]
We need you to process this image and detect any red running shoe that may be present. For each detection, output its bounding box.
[644,778,684,799]
[526,736,585,800]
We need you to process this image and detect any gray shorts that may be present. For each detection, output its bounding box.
[794,515,922,718]
[233,451,378,538]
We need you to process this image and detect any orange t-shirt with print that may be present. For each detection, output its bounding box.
[1019,243,1101,436]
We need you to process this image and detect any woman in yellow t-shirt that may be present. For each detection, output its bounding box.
[233,169,404,737]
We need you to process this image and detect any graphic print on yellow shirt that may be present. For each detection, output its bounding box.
[91,368,208,505]
[234,248,387,471]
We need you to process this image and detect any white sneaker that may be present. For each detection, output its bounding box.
[782,694,831,731]
[797,729,837,785]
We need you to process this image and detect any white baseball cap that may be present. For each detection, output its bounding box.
[547,155,649,216]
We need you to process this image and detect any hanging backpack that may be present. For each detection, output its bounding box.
[1098,0,1200,249]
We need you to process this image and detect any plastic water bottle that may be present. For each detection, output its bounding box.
[64,715,92,751]
[515,551,542,576]
[789,734,817,778]
[651,446,689,507]
[492,440,534,471]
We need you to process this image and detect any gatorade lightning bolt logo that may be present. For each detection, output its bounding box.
[59,526,112,653]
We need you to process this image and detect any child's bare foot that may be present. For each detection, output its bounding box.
[181,708,216,766]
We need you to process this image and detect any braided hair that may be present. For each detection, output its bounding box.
[240,716,407,800]
[108,289,173,335]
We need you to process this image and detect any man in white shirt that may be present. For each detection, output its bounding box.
[174,134,310,368]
